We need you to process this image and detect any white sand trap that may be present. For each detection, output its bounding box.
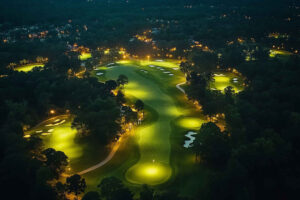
[155,60,164,62]
[35,130,43,133]
[48,129,54,133]
[53,120,66,126]
[107,63,115,66]
[160,68,165,71]
[149,65,155,68]
[163,71,170,74]
[172,68,179,70]
[184,131,197,148]
[214,74,225,76]
[169,74,174,76]
[96,72,104,76]
[233,78,238,81]
[233,80,238,83]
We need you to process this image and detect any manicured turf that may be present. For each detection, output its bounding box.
[15,63,45,72]
[25,115,82,163]
[101,60,211,186]
[79,52,92,60]
[210,72,244,93]
[105,64,181,185]
[24,115,109,173]
[269,49,292,58]
[25,59,245,194]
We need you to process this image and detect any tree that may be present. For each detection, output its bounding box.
[82,191,101,200]
[116,90,126,105]
[42,148,68,178]
[117,74,128,86]
[98,177,133,200]
[55,182,67,200]
[65,174,87,197]
[224,86,235,105]
[189,50,218,74]
[193,122,230,167]
[134,99,144,113]
[179,61,192,74]
[140,185,154,200]
[123,106,138,124]
[105,80,118,92]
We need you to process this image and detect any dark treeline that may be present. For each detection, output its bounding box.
[0,63,124,199]
[182,49,300,199]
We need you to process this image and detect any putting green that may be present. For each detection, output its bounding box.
[104,63,186,185]
[15,63,45,72]
[269,49,292,58]
[177,117,205,130]
[24,115,83,162]
[79,52,92,61]
[210,73,243,93]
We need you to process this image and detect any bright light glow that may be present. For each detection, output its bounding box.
[79,52,92,61]
[25,115,83,160]
[177,117,205,130]
[50,110,55,114]
[139,60,180,69]
[125,162,172,185]
[15,63,45,72]
[210,73,243,93]
[104,49,110,55]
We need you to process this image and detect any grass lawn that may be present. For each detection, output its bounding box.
[25,59,245,196]
[15,63,45,72]
[93,60,210,193]
[210,72,244,93]
[24,115,110,174]
[79,52,92,61]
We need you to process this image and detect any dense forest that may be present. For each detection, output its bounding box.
[0,0,299,200]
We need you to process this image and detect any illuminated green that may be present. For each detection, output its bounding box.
[15,63,45,72]
[79,52,92,61]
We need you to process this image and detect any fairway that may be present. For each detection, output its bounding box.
[15,63,45,72]
[104,64,184,185]
[96,60,244,186]
[79,52,92,60]
[24,60,244,187]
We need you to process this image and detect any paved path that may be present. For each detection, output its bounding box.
[176,82,186,94]
[78,140,121,175]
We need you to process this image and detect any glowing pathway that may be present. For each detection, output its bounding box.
[78,140,121,175]
[176,82,186,94]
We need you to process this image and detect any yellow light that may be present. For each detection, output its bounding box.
[104,49,110,54]
[14,63,45,72]
[145,167,158,175]
[50,110,55,114]
[177,117,205,130]
[125,162,172,185]
[24,134,31,138]
[79,52,92,61]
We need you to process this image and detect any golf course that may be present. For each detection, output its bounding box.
[25,59,244,190]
